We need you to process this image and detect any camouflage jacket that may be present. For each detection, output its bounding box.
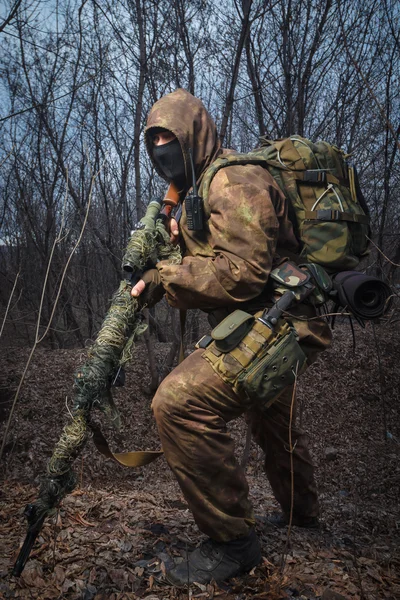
[144,89,299,314]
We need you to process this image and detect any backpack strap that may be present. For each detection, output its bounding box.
[201,154,349,201]
[304,209,369,224]
[292,171,348,187]
[201,154,264,203]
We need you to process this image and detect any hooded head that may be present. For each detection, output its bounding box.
[144,89,221,190]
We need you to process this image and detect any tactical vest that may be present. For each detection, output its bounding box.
[201,136,370,272]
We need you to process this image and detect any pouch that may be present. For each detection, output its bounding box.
[203,310,307,410]
[210,310,255,352]
[237,328,307,410]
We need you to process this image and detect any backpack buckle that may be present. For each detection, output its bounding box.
[315,208,340,221]
[304,170,327,183]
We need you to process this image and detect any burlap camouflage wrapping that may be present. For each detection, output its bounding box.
[145,89,332,540]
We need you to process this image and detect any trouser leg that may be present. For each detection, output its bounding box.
[248,386,319,519]
[152,349,254,542]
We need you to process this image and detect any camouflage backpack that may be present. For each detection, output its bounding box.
[201,135,370,272]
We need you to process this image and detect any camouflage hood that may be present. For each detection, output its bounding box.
[144,88,221,185]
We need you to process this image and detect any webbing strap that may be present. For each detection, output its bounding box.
[304,209,369,224]
[292,171,348,186]
[348,166,358,204]
[89,421,163,467]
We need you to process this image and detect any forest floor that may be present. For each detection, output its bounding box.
[0,318,400,600]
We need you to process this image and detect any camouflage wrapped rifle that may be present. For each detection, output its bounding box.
[13,199,181,577]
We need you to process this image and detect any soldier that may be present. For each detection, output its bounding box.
[131,89,331,586]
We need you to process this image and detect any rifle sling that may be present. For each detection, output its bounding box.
[89,421,163,467]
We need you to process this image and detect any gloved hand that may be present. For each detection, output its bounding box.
[131,268,165,308]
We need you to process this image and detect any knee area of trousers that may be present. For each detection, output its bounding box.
[151,375,189,425]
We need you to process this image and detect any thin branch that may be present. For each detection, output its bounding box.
[35,172,70,344]
[0,160,103,463]
[37,163,101,342]
[0,146,14,169]
[280,366,299,575]
[0,76,95,123]
[283,310,352,322]
[366,236,400,268]
[0,269,20,339]
[0,0,22,33]
[338,0,400,152]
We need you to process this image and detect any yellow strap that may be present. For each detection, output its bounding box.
[326,174,341,185]
[203,346,220,365]
[348,166,358,204]
[89,422,163,467]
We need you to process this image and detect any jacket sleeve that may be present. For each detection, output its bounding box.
[156,165,283,310]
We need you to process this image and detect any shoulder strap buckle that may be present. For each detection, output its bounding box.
[303,170,327,183]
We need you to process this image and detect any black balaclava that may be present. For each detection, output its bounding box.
[152,137,187,189]
[145,89,221,191]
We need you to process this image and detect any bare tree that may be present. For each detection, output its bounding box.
[0,0,399,352]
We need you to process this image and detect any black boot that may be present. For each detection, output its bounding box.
[259,511,319,529]
[166,529,262,587]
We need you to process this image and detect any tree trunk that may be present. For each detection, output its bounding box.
[219,0,253,144]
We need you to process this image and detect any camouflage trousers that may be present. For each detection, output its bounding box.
[152,339,323,542]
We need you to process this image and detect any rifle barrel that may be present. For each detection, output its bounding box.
[12,505,46,577]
